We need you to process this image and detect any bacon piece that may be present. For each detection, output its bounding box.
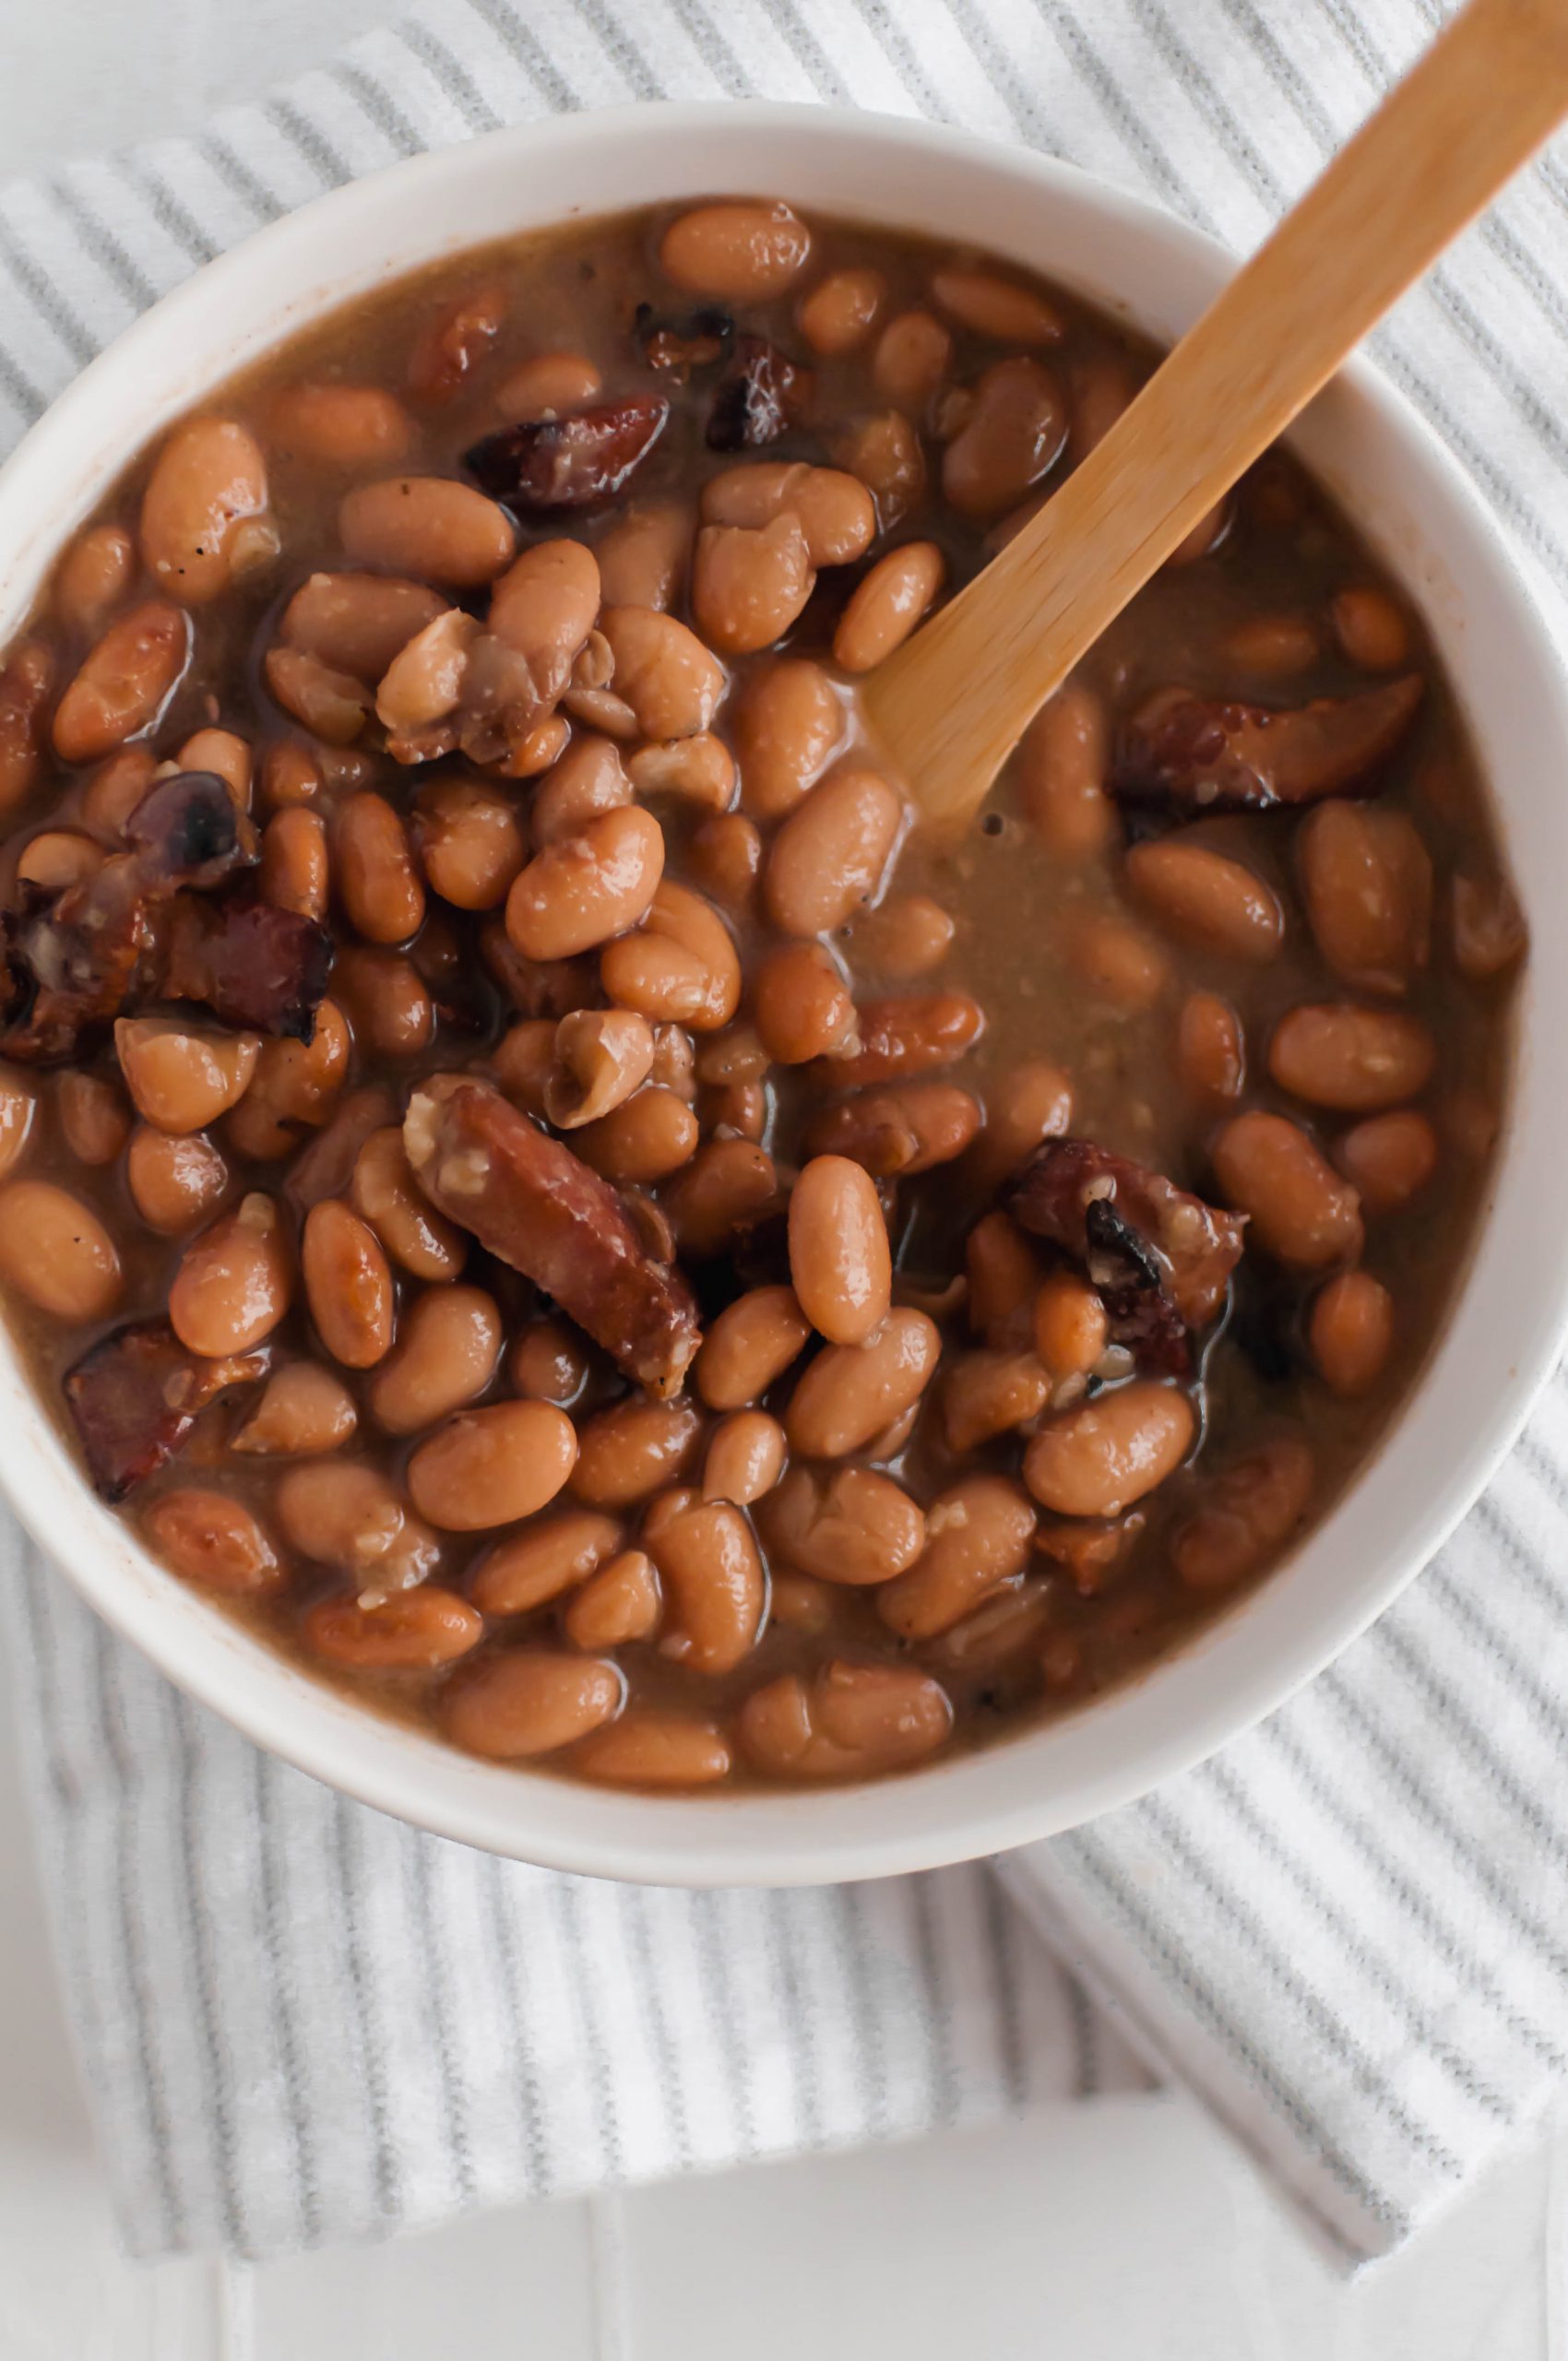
[463,395,669,512]
[404,1076,702,1398]
[1111,675,1423,814]
[635,303,734,380]
[64,1322,270,1500]
[0,772,258,1062]
[160,896,333,1040]
[706,337,814,452]
[1009,1138,1245,1378]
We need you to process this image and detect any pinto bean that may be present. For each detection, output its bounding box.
[0,1067,34,1182]
[232,1360,357,1455]
[1176,991,1245,1107]
[1031,1271,1108,1380]
[572,1707,731,1787]
[339,476,516,585]
[0,1180,121,1321]
[693,514,814,655]
[280,572,446,680]
[333,793,425,946]
[54,524,137,637]
[878,1474,1036,1638]
[650,1499,766,1673]
[270,383,414,466]
[798,267,885,353]
[832,543,944,673]
[305,1588,482,1669]
[1296,804,1431,994]
[494,350,602,420]
[259,807,328,920]
[1309,1270,1395,1395]
[973,1060,1072,1181]
[302,1199,395,1369]
[1125,841,1283,962]
[1268,1004,1436,1112]
[1332,585,1409,670]
[700,1408,786,1508]
[931,266,1062,344]
[600,607,724,739]
[942,1347,1051,1451]
[594,500,693,611]
[785,1308,940,1458]
[739,1662,952,1779]
[564,1548,663,1651]
[169,1192,291,1355]
[15,830,102,893]
[56,1074,129,1169]
[115,1016,260,1134]
[1452,873,1527,980]
[470,1508,622,1615]
[574,1086,699,1185]
[1332,1109,1438,1213]
[734,657,843,822]
[1171,1436,1314,1591]
[350,1126,468,1280]
[872,309,953,412]
[764,1464,925,1587]
[506,803,664,960]
[1014,684,1113,860]
[1023,1382,1194,1519]
[829,992,984,1086]
[572,1397,702,1508]
[446,1650,624,1759]
[788,1155,891,1346]
[1068,912,1171,1011]
[695,1285,813,1412]
[408,1400,577,1529]
[530,736,631,846]
[659,201,812,298]
[126,1126,228,1236]
[966,1213,1043,1349]
[330,947,434,1061]
[1211,1110,1363,1267]
[488,537,601,706]
[700,461,875,566]
[277,1461,439,1590]
[144,1489,280,1596]
[803,1083,980,1179]
[545,1010,655,1129]
[53,601,189,763]
[666,1137,777,1256]
[507,1316,590,1406]
[600,879,741,1033]
[943,358,1066,518]
[763,767,902,937]
[627,733,736,813]
[139,419,268,601]
[830,409,926,528]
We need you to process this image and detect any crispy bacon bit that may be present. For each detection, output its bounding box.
[65,1322,270,1500]
[1112,675,1423,814]
[463,394,669,512]
[160,896,334,1040]
[405,1076,702,1398]
[635,303,733,379]
[1009,1138,1245,1377]
[707,337,814,453]
[0,771,257,1062]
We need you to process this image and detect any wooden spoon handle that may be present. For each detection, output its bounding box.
[865,0,1568,830]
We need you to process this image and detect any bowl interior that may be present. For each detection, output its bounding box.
[4,103,1567,1885]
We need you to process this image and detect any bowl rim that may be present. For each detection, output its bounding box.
[4,97,1568,1886]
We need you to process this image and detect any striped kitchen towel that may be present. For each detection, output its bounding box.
[2,0,1567,2272]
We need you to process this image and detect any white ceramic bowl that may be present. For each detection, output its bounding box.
[3,102,1565,1886]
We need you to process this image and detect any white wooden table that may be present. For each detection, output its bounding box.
[2,14,1565,2351]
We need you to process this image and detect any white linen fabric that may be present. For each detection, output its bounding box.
[2,0,1565,2271]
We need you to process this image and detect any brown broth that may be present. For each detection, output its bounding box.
[0,198,1520,1788]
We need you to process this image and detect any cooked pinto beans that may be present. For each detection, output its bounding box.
[0,196,1515,1796]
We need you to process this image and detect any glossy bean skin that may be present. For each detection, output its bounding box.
[693,514,814,655]
[571,1709,731,1788]
[169,1194,291,1355]
[734,658,843,821]
[1267,1004,1436,1113]
[126,1126,228,1236]
[470,1508,622,1615]
[58,1073,131,1167]
[572,1397,703,1508]
[446,1651,624,1760]
[350,1127,467,1280]
[738,1662,952,1780]
[764,767,903,937]
[0,1180,121,1321]
[506,804,664,961]
[302,1199,395,1369]
[943,358,1066,517]
[879,1474,1036,1637]
[650,1499,767,1674]
[1309,1271,1395,1395]
[305,1587,483,1669]
[1211,1111,1364,1268]
[788,1155,891,1346]
[564,1548,663,1651]
[1024,1383,1194,1519]
[276,1461,438,1589]
[339,476,516,585]
[799,267,885,354]
[53,600,189,763]
[833,543,944,673]
[763,1465,925,1585]
[695,1285,813,1410]
[139,419,268,602]
[873,309,953,411]
[1031,1271,1108,1379]
[408,1400,577,1529]
[1014,685,1114,860]
[703,1410,787,1508]
[600,879,741,1032]
[270,383,414,467]
[508,1316,591,1407]
[785,1309,940,1458]
[1332,1109,1438,1214]
[144,1489,281,1596]
[1296,804,1431,994]
[1124,841,1283,963]
[336,794,426,946]
[54,524,136,636]
[942,1347,1051,1452]
[414,777,525,909]
[803,1082,980,1178]
[600,607,724,740]
[115,1017,259,1134]
[574,1086,699,1185]
[233,1361,357,1456]
[1176,992,1245,1108]
[659,201,812,298]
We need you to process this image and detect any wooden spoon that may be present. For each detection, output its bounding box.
[863,0,1568,831]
